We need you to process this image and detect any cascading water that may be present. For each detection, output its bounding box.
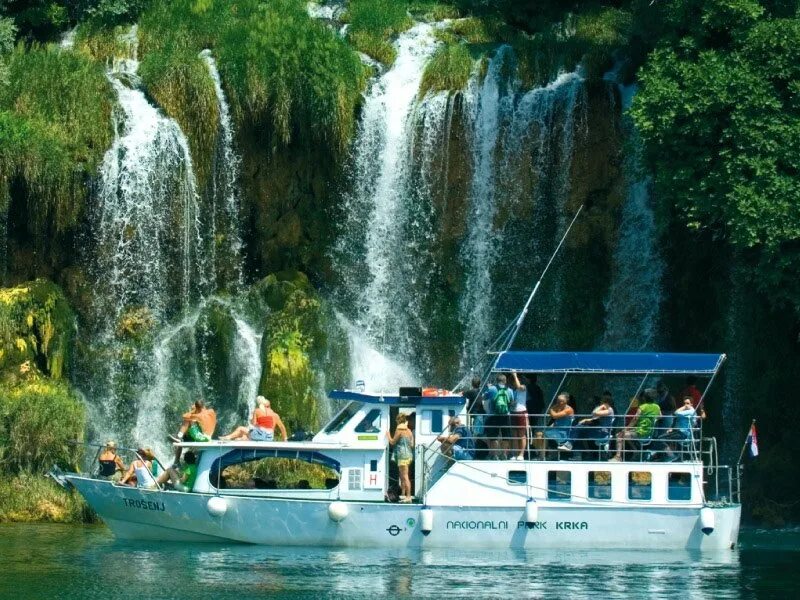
[200,49,245,292]
[333,22,441,388]
[82,31,260,449]
[600,82,664,351]
[459,52,586,369]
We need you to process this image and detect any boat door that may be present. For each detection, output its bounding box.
[387,406,416,498]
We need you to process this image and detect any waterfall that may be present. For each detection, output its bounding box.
[459,52,586,368]
[600,82,664,351]
[200,49,245,292]
[332,22,441,387]
[82,28,261,451]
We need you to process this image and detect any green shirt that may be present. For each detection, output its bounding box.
[182,464,198,491]
[636,402,662,438]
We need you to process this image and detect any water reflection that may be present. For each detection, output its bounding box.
[1,525,798,599]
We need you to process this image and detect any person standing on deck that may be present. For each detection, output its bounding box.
[463,376,484,436]
[509,372,528,460]
[387,414,415,502]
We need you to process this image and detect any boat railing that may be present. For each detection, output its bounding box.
[457,412,712,464]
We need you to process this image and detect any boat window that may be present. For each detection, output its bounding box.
[216,457,339,491]
[348,468,362,491]
[355,409,382,433]
[420,410,443,435]
[324,402,361,433]
[508,470,527,485]
[588,471,612,500]
[547,470,571,501]
[668,472,692,501]
[628,471,652,501]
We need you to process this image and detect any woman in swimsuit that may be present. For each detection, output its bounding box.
[97,440,126,481]
[387,414,415,503]
[120,448,158,489]
[219,396,288,442]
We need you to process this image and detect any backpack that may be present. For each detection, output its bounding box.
[494,387,513,415]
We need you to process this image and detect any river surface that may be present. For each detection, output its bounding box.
[0,524,797,598]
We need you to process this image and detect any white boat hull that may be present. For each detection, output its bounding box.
[68,476,740,550]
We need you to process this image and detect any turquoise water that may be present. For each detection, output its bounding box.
[0,524,798,599]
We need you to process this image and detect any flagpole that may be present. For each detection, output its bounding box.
[737,419,756,466]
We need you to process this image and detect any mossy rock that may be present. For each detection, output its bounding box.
[0,279,74,381]
[194,298,238,414]
[0,473,96,523]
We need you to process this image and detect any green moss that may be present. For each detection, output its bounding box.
[449,16,499,44]
[345,0,413,65]
[138,50,219,187]
[0,473,95,523]
[0,45,113,236]
[409,2,461,21]
[0,279,75,380]
[0,378,86,474]
[137,0,366,155]
[419,42,473,96]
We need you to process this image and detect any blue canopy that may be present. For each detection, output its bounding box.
[494,352,726,375]
[328,390,465,406]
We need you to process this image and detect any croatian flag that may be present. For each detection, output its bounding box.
[747,423,759,458]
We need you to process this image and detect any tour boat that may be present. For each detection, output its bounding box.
[62,351,741,550]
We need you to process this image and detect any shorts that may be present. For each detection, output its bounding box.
[397,459,412,467]
[453,446,474,460]
[186,423,211,442]
[249,427,274,442]
[485,414,511,439]
[512,413,527,437]
[543,428,569,444]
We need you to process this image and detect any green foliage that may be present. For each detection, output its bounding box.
[0,472,95,522]
[0,378,86,474]
[419,42,473,96]
[0,280,75,380]
[345,0,413,64]
[138,0,366,155]
[630,5,800,316]
[409,1,461,21]
[0,44,113,237]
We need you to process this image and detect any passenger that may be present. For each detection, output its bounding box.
[219,396,288,442]
[463,376,484,436]
[387,414,414,503]
[543,393,575,452]
[509,372,528,460]
[662,397,706,461]
[573,393,615,455]
[611,389,661,462]
[120,448,158,489]
[485,374,514,459]
[655,380,676,433]
[625,394,640,427]
[156,451,198,491]
[97,440,126,482]
[169,399,217,443]
[679,376,703,408]
[525,374,545,428]
[437,416,475,460]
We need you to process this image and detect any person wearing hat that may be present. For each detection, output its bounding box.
[98,441,126,482]
[120,448,158,489]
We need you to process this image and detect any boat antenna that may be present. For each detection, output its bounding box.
[500,203,584,354]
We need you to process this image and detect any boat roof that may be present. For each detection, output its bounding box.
[328,390,465,405]
[494,351,726,375]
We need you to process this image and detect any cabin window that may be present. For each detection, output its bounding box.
[547,470,571,501]
[588,471,612,499]
[628,471,652,500]
[325,402,361,433]
[420,410,443,435]
[348,468,362,491]
[215,457,339,490]
[355,409,382,433]
[508,470,527,485]
[668,472,692,501]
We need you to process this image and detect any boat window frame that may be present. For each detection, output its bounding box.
[667,471,693,501]
[508,470,527,485]
[324,401,362,434]
[588,470,612,500]
[627,470,652,501]
[354,408,382,433]
[547,470,572,501]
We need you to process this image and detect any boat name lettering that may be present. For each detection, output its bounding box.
[123,498,166,512]
[517,521,547,529]
[446,520,509,530]
[516,521,588,530]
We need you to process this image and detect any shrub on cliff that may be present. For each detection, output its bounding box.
[0,44,113,239]
[0,378,86,474]
[419,43,473,96]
